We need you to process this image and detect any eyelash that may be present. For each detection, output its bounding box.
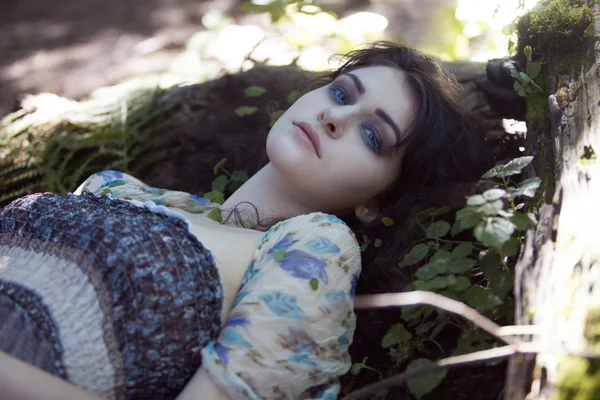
[329,85,382,153]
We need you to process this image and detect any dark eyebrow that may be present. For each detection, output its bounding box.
[346,72,365,95]
[376,108,402,146]
[346,72,402,146]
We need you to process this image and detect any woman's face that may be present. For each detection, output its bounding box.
[266,65,415,216]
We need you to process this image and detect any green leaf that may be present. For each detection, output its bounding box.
[213,158,227,175]
[350,363,362,375]
[430,250,452,274]
[415,320,438,336]
[382,217,395,226]
[482,156,533,179]
[490,269,514,298]
[478,199,504,217]
[309,278,319,291]
[480,250,501,279]
[461,286,502,310]
[204,190,225,204]
[212,175,229,192]
[451,243,474,258]
[453,331,494,356]
[474,217,516,249]
[428,275,454,289]
[483,188,505,201]
[584,23,596,39]
[455,207,484,230]
[513,81,524,93]
[447,258,477,273]
[413,280,432,290]
[374,239,383,248]
[382,323,413,348]
[406,358,447,399]
[431,206,452,216]
[415,207,437,219]
[231,170,250,183]
[206,207,222,223]
[509,177,541,198]
[399,243,430,267]
[234,106,258,117]
[519,72,531,84]
[287,90,301,104]
[243,86,267,97]
[269,110,285,127]
[509,213,536,231]
[526,61,541,80]
[415,264,440,280]
[466,194,485,206]
[227,180,243,193]
[524,45,533,62]
[453,276,471,291]
[500,237,520,257]
[273,248,287,262]
[426,221,451,239]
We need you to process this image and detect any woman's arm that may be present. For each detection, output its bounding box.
[0,351,230,400]
[0,351,105,400]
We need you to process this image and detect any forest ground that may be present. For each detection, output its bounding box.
[0,0,451,117]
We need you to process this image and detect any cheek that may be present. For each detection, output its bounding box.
[325,157,400,200]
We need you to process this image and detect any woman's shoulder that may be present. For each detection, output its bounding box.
[74,170,217,214]
[260,211,361,262]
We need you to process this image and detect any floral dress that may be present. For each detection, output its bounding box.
[76,171,362,399]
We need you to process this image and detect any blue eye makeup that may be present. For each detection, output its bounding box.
[329,86,349,105]
[328,82,384,154]
[361,124,381,153]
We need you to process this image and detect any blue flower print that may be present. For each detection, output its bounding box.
[219,327,252,350]
[289,353,317,367]
[99,179,126,189]
[231,291,251,308]
[281,327,318,353]
[259,293,305,320]
[306,237,340,254]
[325,290,346,309]
[350,273,359,298]
[279,250,328,284]
[142,186,167,195]
[240,261,261,288]
[224,316,251,328]
[96,170,124,181]
[213,342,230,364]
[323,214,345,225]
[190,194,209,205]
[314,386,340,400]
[337,334,349,346]
[270,233,296,252]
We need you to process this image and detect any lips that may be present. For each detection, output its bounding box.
[293,121,321,157]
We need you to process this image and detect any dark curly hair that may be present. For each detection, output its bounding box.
[305,42,494,292]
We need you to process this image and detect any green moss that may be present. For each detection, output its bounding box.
[525,92,551,132]
[553,308,600,400]
[554,356,600,400]
[516,0,594,60]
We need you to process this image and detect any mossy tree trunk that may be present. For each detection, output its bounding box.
[505,1,600,398]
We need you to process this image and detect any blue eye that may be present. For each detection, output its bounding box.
[329,86,349,105]
[361,124,381,153]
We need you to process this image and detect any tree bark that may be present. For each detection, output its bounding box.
[506,1,600,398]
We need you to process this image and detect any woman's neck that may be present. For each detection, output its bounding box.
[220,163,313,227]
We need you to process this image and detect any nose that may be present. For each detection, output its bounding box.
[318,107,354,139]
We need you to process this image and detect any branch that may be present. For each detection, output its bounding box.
[340,344,536,400]
[354,291,518,345]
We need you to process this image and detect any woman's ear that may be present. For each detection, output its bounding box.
[354,198,380,224]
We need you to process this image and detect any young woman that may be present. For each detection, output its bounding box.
[0,42,492,399]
